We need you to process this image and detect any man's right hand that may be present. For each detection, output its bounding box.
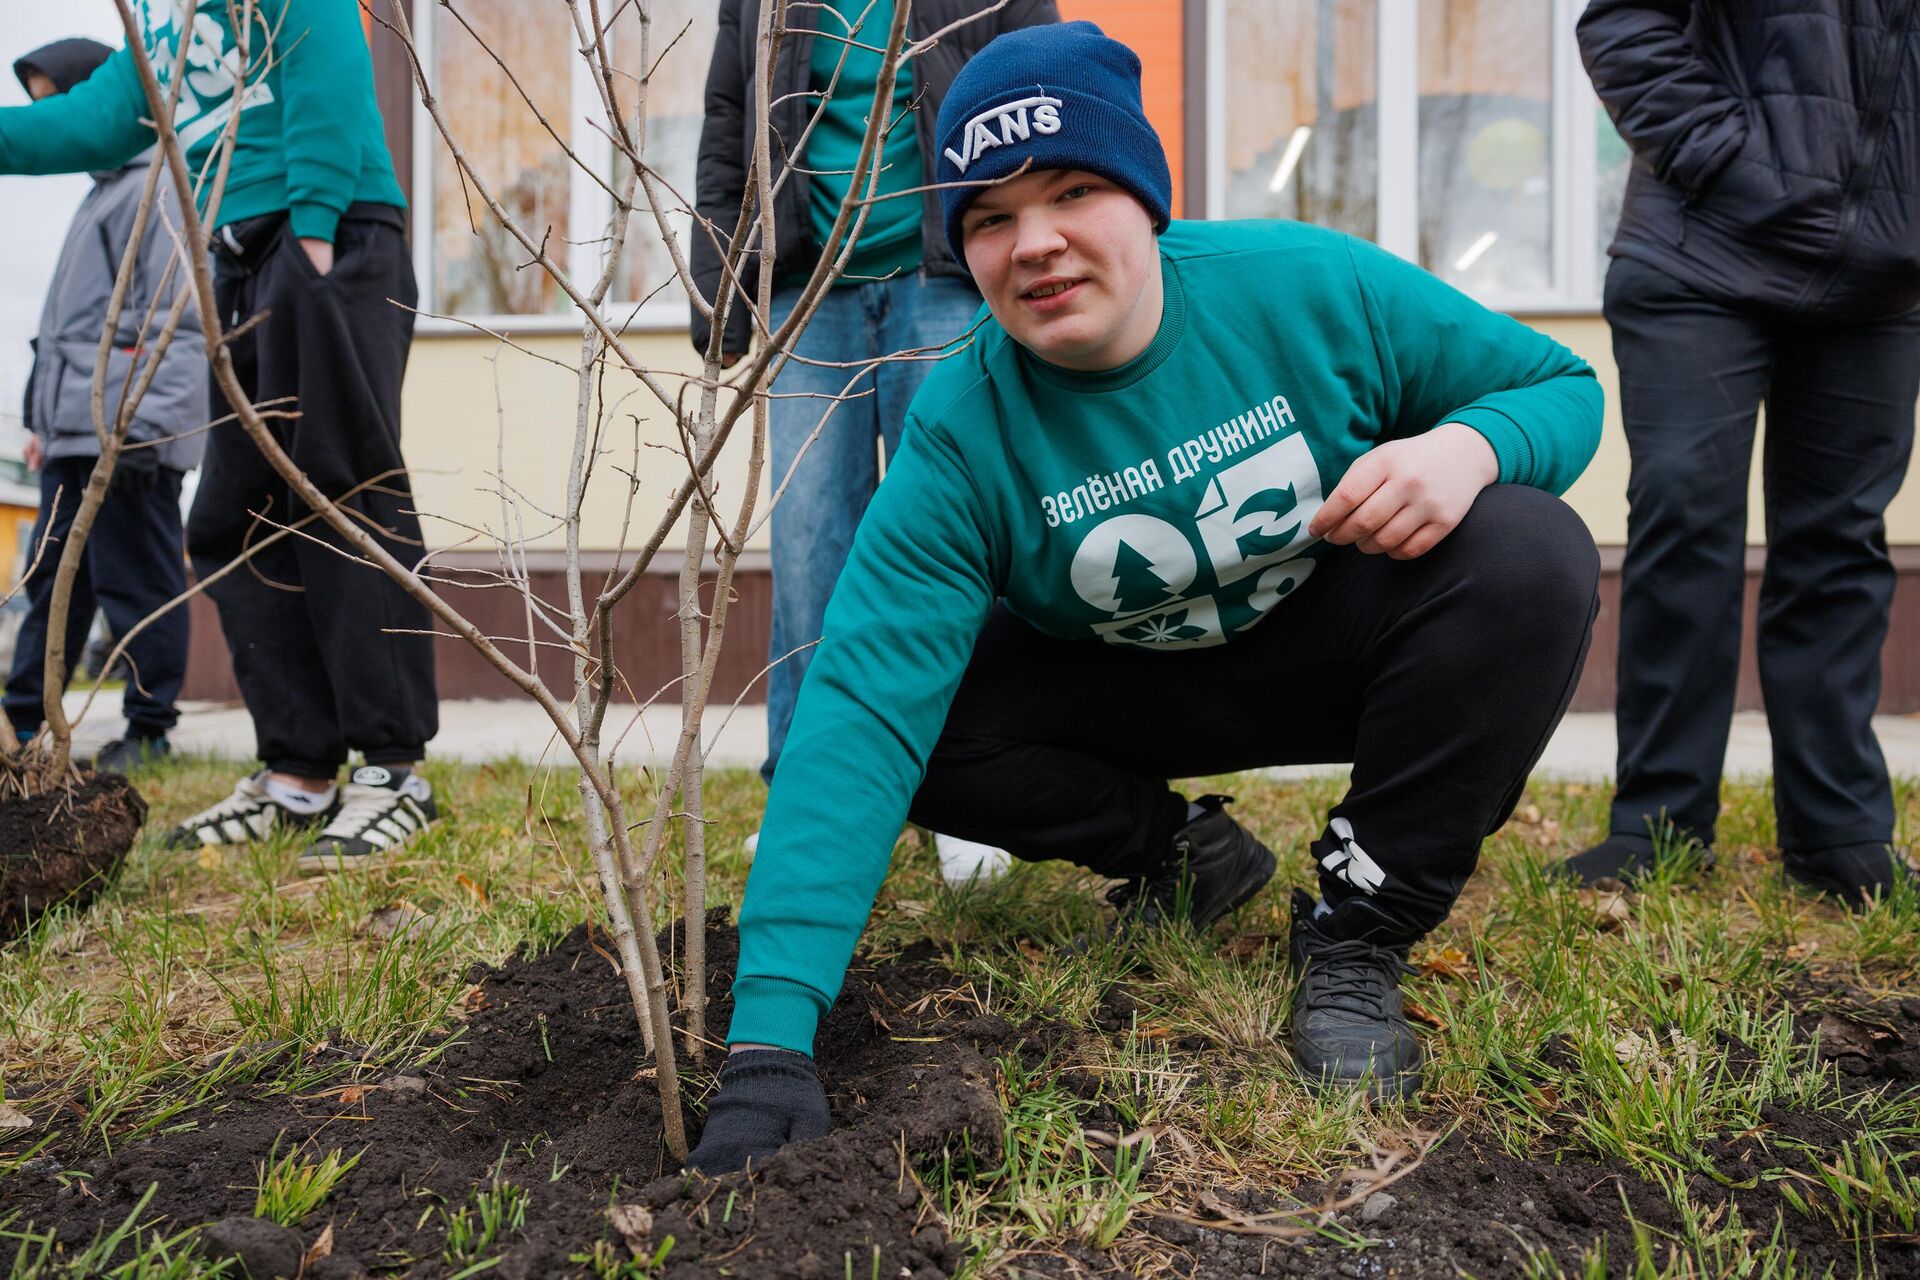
[22,436,40,472]
[684,1047,830,1174]
[720,351,746,369]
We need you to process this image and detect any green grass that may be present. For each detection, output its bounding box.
[2,756,1917,1277]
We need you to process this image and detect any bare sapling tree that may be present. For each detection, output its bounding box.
[96,0,986,1157]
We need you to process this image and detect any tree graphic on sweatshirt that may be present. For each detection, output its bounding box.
[1109,540,1172,614]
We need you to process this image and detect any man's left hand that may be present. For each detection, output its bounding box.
[300,237,334,276]
[1308,423,1499,560]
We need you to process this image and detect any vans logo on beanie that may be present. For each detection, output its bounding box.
[943,93,1063,174]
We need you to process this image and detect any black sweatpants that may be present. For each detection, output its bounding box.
[1604,257,1920,852]
[186,204,438,780]
[907,484,1601,938]
[4,457,189,738]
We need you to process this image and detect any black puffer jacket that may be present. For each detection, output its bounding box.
[689,0,1058,355]
[1580,0,1920,321]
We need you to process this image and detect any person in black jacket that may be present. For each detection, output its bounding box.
[1565,0,1920,905]
[691,0,1055,883]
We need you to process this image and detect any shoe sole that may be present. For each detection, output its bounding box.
[1300,1061,1424,1103]
[1550,850,1718,889]
[1779,866,1890,911]
[296,812,438,875]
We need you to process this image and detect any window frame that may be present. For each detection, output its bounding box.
[1205,0,1611,315]
[410,0,693,336]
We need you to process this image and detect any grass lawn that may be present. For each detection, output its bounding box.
[2,758,1917,1277]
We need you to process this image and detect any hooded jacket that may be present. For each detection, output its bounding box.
[17,40,206,470]
[1580,0,1920,321]
[689,0,1058,356]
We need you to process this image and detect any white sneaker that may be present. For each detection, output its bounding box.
[296,766,439,873]
[162,771,333,850]
[743,830,760,859]
[936,833,1012,885]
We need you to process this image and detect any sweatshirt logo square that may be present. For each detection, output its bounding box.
[943,94,1063,174]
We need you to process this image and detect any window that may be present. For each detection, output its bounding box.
[413,0,716,328]
[1209,0,1627,312]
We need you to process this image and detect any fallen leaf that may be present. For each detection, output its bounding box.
[1614,1029,1657,1070]
[366,901,434,941]
[1133,1022,1178,1041]
[336,1086,367,1106]
[1818,1012,1900,1060]
[454,873,488,904]
[460,984,489,1012]
[1418,946,1477,982]
[1404,999,1447,1031]
[302,1221,334,1271]
[608,1203,653,1257]
[1520,804,1543,825]
[0,1103,31,1131]
[1577,880,1632,931]
[1527,1085,1560,1112]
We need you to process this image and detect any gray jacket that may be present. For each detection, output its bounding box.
[26,153,206,470]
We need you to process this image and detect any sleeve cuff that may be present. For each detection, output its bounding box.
[726,974,829,1054]
[289,201,345,243]
[1445,406,1533,487]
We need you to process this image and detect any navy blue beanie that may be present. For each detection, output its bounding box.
[936,21,1171,266]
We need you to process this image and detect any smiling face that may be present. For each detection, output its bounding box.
[960,169,1163,372]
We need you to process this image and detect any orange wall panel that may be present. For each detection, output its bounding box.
[1059,0,1185,217]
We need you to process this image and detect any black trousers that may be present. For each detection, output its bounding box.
[4,457,189,738]
[908,485,1601,937]
[185,206,438,779]
[1605,257,1920,852]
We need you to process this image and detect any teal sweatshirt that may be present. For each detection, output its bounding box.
[0,0,404,242]
[807,0,924,282]
[732,219,1603,1053]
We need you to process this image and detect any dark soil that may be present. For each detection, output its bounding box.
[0,915,1016,1279]
[4,918,1916,1279]
[0,768,145,942]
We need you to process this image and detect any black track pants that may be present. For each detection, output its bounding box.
[186,205,438,780]
[1604,257,1920,852]
[4,458,189,738]
[907,485,1601,939]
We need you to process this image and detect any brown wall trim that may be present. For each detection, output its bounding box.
[184,554,1920,714]
[371,0,415,237]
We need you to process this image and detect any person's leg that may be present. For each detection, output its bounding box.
[1575,257,1774,876]
[4,458,99,738]
[1758,310,1920,903]
[269,213,438,775]
[873,272,983,461]
[762,284,884,781]
[186,236,347,784]
[913,486,1600,934]
[88,466,189,741]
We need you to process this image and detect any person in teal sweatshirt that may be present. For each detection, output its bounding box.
[686,22,1604,1173]
[0,1,443,867]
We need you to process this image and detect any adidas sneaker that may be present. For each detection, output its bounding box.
[296,765,439,873]
[163,771,335,850]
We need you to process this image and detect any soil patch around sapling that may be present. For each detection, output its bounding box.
[0,915,1019,1279]
[0,767,146,943]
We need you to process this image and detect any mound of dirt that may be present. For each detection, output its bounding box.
[0,916,1023,1279]
[0,768,146,942]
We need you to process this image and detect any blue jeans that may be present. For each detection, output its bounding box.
[763,271,981,781]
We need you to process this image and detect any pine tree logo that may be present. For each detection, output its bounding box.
[1109,541,1171,614]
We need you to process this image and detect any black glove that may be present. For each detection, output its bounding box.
[107,446,161,497]
[684,1048,830,1174]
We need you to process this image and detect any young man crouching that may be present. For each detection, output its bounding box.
[687,21,1603,1174]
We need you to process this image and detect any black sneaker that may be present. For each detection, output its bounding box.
[1555,831,1715,886]
[1106,795,1276,934]
[163,771,335,850]
[95,734,171,775]
[1783,843,1916,910]
[1287,889,1423,1101]
[297,765,439,873]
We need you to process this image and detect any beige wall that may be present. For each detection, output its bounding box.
[402,319,1920,553]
